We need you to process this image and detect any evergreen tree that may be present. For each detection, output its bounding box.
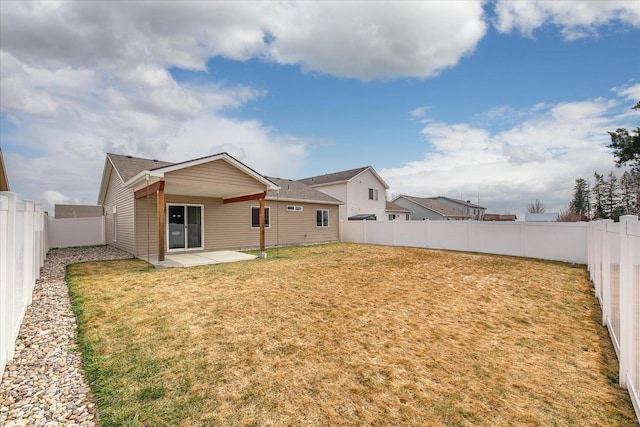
[569,178,590,220]
[620,170,640,216]
[591,172,607,219]
[604,172,620,220]
[608,101,640,172]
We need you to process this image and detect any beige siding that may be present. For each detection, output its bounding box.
[103,165,136,254]
[211,200,339,249]
[135,194,158,257]
[135,193,339,254]
[165,160,266,193]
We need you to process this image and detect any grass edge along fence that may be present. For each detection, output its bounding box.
[0,192,47,375]
[588,215,640,423]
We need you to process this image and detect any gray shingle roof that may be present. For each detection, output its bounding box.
[266,177,342,204]
[385,201,412,213]
[108,153,174,182]
[429,196,485,210]
[400,195,471,218]
[297,166,370,186]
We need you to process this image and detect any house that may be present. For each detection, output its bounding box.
[0,148,9,191]
[391,195,472,221]
[525,212,559,222]
[426,196,486,220]
[97,153,341,261]
[54,204,103,218]
[385,201,412,221]
[298,166,394,221]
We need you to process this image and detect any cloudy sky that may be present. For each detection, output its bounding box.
[1,1,639,218]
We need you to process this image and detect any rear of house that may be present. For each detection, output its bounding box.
[98,153,341,259]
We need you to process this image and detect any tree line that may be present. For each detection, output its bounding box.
[564,101,639,222]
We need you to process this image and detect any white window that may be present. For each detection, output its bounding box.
[251,206,270,228]
[316,209,329,227]
[406,214,410,220]
[287,205,303,212]
[388,214,397,220]
[112,206,117,242]
[368,188,378,200]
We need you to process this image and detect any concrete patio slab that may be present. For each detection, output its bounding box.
[141,251,258,268]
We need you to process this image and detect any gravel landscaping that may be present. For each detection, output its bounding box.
[0,246,133,427]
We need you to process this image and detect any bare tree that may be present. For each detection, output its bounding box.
[526,199,546,213]
[557,207,583,222]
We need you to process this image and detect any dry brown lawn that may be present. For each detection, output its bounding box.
[67,243,637,426]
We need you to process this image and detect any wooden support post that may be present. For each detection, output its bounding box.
[157,181,165,262]
[259,197,266,259]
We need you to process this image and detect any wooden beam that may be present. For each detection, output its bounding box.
[259,197,266,258]
[156,181,165,262]
[223,192,266,204]
[135,181,164,199]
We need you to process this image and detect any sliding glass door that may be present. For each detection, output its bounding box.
[167,204,203,250]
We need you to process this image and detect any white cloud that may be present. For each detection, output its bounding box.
[494,0,640,40]
[382,97,638,219]
[409,107,430,119]
[614,83,640,102]
[266,1,487,80]
[1,1,487,81]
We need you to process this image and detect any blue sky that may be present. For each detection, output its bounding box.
[1,1,639,219]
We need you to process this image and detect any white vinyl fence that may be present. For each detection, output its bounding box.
[341,220,588,263]
[0,192,47,375]
[588,216,640,422]
[48,216,105,249]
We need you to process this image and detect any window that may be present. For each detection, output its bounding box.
[316,209,329,227]
[389,214,397,220]
[112,206,117,241]
[287,205,303,212]
[406,214,410,220]
[251,206,270,228]
[368,188,378,200]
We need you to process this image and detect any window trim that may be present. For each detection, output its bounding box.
[368,188,378,200]
[251,206,271,229]
[316,209,329,228]
[287,205,303,212]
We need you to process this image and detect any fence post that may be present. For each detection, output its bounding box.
[1,192,17,368]
[618,215,638,388]
[601,220,613,327]
[23,201,35,305]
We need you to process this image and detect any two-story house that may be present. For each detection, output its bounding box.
[298,166,403,222]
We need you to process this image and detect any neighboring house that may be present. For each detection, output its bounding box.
[483,213,517,221]
[0,148,9,191]
[97,153,341,261]
[298,166,389,222]
[391,195,472,221]
[426,196,486,220]
[525,213,559,222]
[55,204,103,218]
[385,201,412,221]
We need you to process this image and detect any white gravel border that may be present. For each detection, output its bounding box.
[0,246,134,427]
